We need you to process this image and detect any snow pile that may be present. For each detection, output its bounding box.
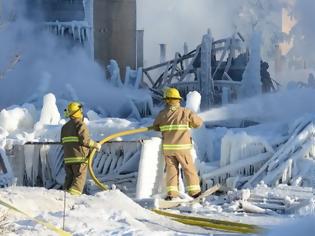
[0,104,36,133]
[0,187,210,235]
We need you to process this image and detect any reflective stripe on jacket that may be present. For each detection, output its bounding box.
[153,105,203,155]
[61,118,95,164]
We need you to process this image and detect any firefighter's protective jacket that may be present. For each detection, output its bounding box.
[61,118,96,164]
[153,105,203,155]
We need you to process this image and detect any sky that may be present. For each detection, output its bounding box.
[137,0,284,67]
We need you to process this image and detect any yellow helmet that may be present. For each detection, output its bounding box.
[64,102,83,119]
[163,87,182,100]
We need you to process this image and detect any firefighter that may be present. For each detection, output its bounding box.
[153,88,203,200]
[61,102,101,195]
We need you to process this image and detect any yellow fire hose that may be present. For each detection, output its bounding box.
[152,209,264,234]
[87,127,151,191]
[87,127,263,234]
[0,198,71,236]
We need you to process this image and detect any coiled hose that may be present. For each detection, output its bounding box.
[87,127,151,191]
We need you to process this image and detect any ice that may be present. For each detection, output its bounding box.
[186,91,201,113]
[136,138,164,199]
[239,31,262,98]
[0,127,8,149]
[0,104,36,133]
[245,116,315,188]
[34,93,60,130]
[220,130,274,167]
[298,198,315,216]
[124,67,143,89]
[0,148,14,187]
[107,60,123,87]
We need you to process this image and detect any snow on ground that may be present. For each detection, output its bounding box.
[265,215,315,236]
[0,187,219,236]
[1,186,314,236]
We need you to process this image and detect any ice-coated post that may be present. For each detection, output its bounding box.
[159,44,167,64]
[200,30,214,110]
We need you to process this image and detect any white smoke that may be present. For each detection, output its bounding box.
[0,0,150,117]
[288,0,315,68]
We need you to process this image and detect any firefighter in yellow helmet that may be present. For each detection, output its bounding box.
[61,102,101,195]
[153,88,203,200]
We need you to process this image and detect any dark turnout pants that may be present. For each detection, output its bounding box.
[64,163,87,194]
[165,153,201,197]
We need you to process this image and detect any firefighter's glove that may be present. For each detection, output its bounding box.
[94,142,102,152]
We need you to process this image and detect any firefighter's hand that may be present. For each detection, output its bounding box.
[94,142,102,152]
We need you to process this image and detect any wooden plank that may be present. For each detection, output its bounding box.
[155,184,221,209]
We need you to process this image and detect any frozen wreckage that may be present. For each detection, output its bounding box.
[143,31,277,109]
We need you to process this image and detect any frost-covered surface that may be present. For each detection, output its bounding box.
[2,185,313,235]
[0,187,216,235]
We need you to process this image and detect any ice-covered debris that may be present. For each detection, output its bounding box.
[0,104,36,133]
[240,189,251,201]
[9,143,64,188]
[186,91,201,113]
[0,127,8,149]
[124,67,142,89]
[108,59,123,87]
[0,148,15,187]
[220,130,274,167]
[34,93,60,130]
[240,201,267,214]
[245,116,315,188]
[203,115,315,189]
[298,198,315,216]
